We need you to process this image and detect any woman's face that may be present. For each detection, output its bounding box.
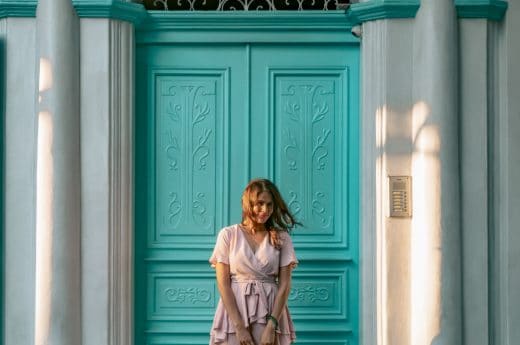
[252,191,274,224]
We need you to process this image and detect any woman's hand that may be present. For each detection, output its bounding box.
[236,324,255,345]
[259,322,276,345]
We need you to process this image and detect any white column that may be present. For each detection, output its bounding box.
[411,0,461,344]
[459,18,490,345]
[361,18,415,345]
[80,19,135,345]
[351,1,464,344]
[35,0,81,344]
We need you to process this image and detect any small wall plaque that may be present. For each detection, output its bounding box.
[389,176,412,218]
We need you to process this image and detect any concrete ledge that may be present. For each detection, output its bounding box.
[72,0,147,24]
[347,0,420,24]
[455,0,508,21]
[0,0,37,18]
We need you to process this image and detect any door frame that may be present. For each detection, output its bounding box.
[134,11,362,345]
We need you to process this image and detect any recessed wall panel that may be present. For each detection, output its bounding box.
[272,69,348,248]
[148,271,217,319]
[153,70,228,246]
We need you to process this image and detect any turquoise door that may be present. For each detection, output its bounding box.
[135,12,359,345]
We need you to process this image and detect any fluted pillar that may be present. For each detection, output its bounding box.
[360,17,416,345]
[79,18,135,345]
[35,0,81,344]
[356,0,461,343]
[411,0,461,344]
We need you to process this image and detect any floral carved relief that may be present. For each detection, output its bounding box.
[280,78,335,229]
[160,78,217,231]
[168,192,182,227]
[288,285,330,303]
[288,190,302,216]
[164,287,212,304]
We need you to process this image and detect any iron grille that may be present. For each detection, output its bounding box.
[142,0,351,11]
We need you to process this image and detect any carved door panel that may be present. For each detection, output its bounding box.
[250,45,359,345]
[135,43,359,345]
[135,44,250,345]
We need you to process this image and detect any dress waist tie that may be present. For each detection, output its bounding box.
[231,277,276,323]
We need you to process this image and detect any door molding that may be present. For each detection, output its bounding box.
[134,12,364,345]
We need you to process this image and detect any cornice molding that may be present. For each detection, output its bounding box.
[140,10,355,30]
[0,0,37,18]
[346,0,420,24]
[137,10,359,43]
[72,0,147,24]
[455,0,508,21]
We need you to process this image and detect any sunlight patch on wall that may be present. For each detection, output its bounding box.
[35,110,54,345]
[35,57,54,345]
[375,105,387,343]
[375,105,387,148]
[411,100,441,345]
[39,58,53,92]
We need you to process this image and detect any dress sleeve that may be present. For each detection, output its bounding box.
[209,228,231,268]
[279,231,298,268]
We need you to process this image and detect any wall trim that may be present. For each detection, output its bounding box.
[347,0,420,25]
[136,11,358,43]
[0,0,37,18]
[139,10,356,30]
[455,0,508,21]
[359,19,386,345]
[106,20,135,345]
[72,0,147,24]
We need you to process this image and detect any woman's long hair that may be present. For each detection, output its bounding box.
[241,178,301,233]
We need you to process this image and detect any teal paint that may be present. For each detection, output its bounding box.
[139,10,359,30]
[346,0,420,24]
[72,0,147,24]
[134,54,147,345]
[0,0,37,18]
[0,36,4,345]
[455,0,508,20]
[135,12,360,345]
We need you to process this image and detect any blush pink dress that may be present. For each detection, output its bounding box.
[209,224,298,345]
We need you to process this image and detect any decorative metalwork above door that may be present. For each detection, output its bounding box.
[143,0,351,11]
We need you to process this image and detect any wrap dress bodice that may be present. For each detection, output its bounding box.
[209,224,298,345]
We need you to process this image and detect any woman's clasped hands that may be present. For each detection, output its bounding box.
[235,322,277,345]
[236,324,254,345]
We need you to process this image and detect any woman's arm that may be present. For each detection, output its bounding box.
[215,262,254,344]
[269,265,292,321]
[260,265,293,345]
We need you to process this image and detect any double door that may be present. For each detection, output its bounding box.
[135,40,359,345]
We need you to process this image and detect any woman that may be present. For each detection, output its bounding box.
[209,178,300,345]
